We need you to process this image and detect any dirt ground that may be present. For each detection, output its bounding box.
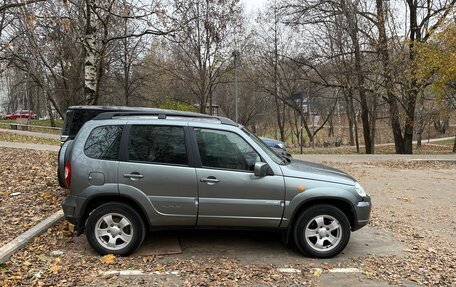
[0,157,455,286]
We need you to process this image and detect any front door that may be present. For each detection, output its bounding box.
[118,124,198,226]
[193,128,285,227]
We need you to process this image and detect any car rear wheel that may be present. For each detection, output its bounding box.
[293,204,350,258]
[85,202,145,256]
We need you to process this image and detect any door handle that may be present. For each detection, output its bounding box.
[200,177,220,184]
[124,173,144,180]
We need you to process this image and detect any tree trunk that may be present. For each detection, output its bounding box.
[281,97,286,142]
[415,93,425,148]
[453,135,456,153]
[350,94,360,153]
[46,98,55,128]
[343,89,355,146]
[416,133,422,148]
[84,0,97,105]
[370,93,378,154]
[354,111,360,153]
[273,6,285,142]
[274,95,285,141]
[375,0,405,153]
[403,93,417,154]
[328,117,334,137]
[342,0,372,154]
[403,0,420,154]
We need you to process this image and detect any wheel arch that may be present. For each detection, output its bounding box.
[78,194,150,234]
[284,197,355,244]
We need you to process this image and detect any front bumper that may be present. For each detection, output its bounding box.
[352,196,372,231]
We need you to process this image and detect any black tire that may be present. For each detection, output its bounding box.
[85,202,145,256]
[293,204,350,258]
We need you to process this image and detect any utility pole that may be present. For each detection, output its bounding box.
[232,50,240,123]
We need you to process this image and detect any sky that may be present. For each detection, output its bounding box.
[242,0,267,13]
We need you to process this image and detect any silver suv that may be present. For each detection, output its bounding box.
[59,110,371,258]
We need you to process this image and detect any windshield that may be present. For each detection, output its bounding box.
[242,128,287,165]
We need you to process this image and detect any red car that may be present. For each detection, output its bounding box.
[2,110,37,120]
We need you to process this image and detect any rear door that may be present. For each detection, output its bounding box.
[193,128,285,227]
[117,124,198,226]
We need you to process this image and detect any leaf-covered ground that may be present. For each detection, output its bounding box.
[0,153,455,286]
[0,147,64,246]
[1,224,318,286]
[325,161,456,285]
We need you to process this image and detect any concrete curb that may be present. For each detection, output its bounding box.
[0,210,64,263]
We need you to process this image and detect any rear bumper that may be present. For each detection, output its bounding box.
[61,195,86,226]
[352,197,372,231]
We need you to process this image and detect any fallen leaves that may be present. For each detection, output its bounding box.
[396,196,411,202]
[312,268,322,277]
[0,153,455,286]
[100,254,117,264]
[49,258,63,274]
[0,147,65,246]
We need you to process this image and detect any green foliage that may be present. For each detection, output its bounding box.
[159,99,197,112]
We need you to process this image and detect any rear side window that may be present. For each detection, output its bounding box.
[128,125,188,165]
[84,125,123,160]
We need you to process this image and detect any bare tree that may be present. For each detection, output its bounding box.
[158,0,243,114]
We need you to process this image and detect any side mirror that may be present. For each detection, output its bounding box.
[254,162,273,177]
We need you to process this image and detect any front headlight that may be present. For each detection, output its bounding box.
[355,182,367,197]
[277,143,285,149]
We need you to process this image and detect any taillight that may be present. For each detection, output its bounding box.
[64,161,71,188]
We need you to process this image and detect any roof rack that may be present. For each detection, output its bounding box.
[93,111,238,126]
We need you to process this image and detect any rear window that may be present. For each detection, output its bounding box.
[84,125,123,160]
[64,110,104,137]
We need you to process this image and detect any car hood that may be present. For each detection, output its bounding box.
[280,159,356,185]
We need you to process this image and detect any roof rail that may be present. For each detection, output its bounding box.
[93,111,238,126]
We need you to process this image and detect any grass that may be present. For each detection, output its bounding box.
[0,132,60,145]
[0,119,63,134]
[0,119,64,127]
[431,138,455,145]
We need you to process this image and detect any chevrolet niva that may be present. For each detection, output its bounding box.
[59,109,371,258]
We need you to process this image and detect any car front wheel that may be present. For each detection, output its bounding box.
[293,204,350,258]
[85,202,145,256]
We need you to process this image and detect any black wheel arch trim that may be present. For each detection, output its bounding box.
[284,196,357,244]
[77,193,151,234]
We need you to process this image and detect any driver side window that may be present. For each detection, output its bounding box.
[194,128,261,171]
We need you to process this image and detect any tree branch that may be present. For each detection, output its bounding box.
[0,0,46,13]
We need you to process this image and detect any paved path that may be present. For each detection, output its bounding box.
[0,128,60,139]
[0,141,59,152]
